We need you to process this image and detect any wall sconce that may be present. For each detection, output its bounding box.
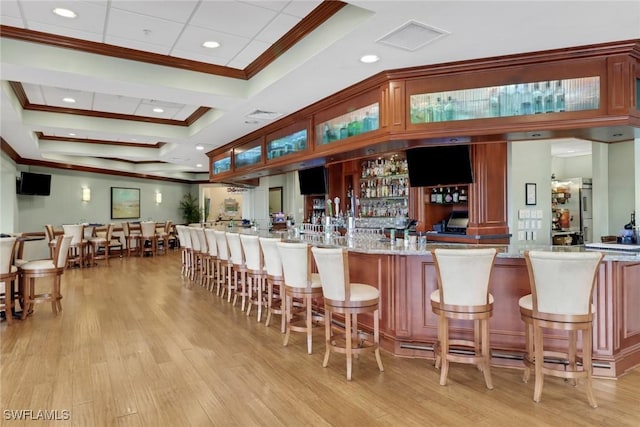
[155,191,162,204]
[82,187,91,202]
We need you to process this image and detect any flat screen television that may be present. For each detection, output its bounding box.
[298,166,327,195]
[406,145,474,187]
[16,172,52,195]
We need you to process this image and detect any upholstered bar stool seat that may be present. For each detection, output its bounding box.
[19,235,73,318]
[430,248,497,389]
[311,246,384,380]
[520,250,604,408]
[277,241,323,355]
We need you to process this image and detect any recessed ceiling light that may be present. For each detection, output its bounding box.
[195,144,204,150]
[69,133,76,136]
[53,8,77,18]
[62,97,76,103]
[360,54,379,64]
[152,107,164,113]
[202,41,220,49]
[196,163,203,168]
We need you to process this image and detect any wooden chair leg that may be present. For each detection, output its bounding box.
[345,310,352,380]
[533,322,545,403]
[481,319,493,389]
[583,327,597,408]
[283,294,291,347]
[522,320,533,383]
[439,316,449,386]
[568,330,578,386]
[323,310,331,368]
[306,295,313,355]
[374,309,384,372]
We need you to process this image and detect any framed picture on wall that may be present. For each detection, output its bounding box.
[111,187,140,219]
[525,183,537,206]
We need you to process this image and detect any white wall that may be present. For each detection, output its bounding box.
[608,140,636,233]
[551,153,593,179]
[0,152,18,232]
[1,155,195,234]
[509,140,553,244]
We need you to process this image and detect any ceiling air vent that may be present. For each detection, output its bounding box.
[377,20,449,52]
[246,109,283,121]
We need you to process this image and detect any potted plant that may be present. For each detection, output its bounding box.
[179,193,201,224]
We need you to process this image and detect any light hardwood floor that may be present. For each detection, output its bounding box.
[1,251,638,426]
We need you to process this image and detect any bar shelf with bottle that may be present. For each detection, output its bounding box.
[234,138,263,169]
[316,102,379,145]
[427,186,468,205]
[212,153,232,176]
[266,128,308,161]
[409,76,600,124]
[358,155,409,218]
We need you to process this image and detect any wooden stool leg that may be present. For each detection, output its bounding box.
[306,295,313,355]
[481,319,493,389]
[323,310,331,368]
[568,330,578,386]
[265,280,273,327]
[345,310,352,380]
[583,327,597,408]
[439,316,449,386]
[374,309,384,372]
[533,322,545,403]
[283,294,291,347]
[523,320,533,383]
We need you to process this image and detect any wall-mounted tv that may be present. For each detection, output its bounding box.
[298,166,327,195]
[16,172,52,196]
[406,145,474,187]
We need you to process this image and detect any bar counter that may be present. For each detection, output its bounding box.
[277,231,640,379]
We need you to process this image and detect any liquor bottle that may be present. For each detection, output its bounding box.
[423,96,434,123]
[498,85,511,116]
[339,123,348,139]
[444,187,453,203]
[543,81,554,113]
[432,97,444,122]
[444,96,456,121]
[519,84,533,115]
[436,188,444,204]
[323,123,330,143]
[459,187,468,202]
[489,88,500,117]
[430,188,438,203]
[554,80,566,112]
[363,111,373,131]
[532,83,544,114]
[452,187,460,203]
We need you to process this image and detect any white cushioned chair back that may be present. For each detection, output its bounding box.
[164,221,173,234]
[122,222,130,236]
[140,222,156,238]
[55,235,74,268]
[226,232,244,266]
[311,246,348,301]
[62,224,83,245]
[276,241,310,289]
[526,251,603,315]
[195,227,207,253]
[188,227,201,251]
[259,237,283,277]
[179,225,192,249]
[0,237,17,275]
[214,230,229,261]
[204,229,218,256]
[44,224,55,242]
[240,234,262,271]
[433,248,497,306]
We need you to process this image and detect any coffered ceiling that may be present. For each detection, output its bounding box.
[1,1,639,182]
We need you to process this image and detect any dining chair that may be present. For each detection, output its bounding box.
[311,246,384,380]
[122,222,141,257]
[62,224,87,268]
[0,237,18,325]
[140,221,157,257]
[19,235,73,318]
[430,248,497,388]
[520,250,604,407]
[88,223,115,267]
[276,241,323,354]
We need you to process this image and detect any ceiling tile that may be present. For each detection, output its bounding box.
[281,1,323,18]
[0,0,22,19]
[19,0,108,35]
[110,0,199,23]
[93,93,141,115]
[255,12,300,44]
[190,1,277,38]
[106,8,185,49]
[171,25,251,64]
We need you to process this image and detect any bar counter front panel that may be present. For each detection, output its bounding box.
[345,246,640,379]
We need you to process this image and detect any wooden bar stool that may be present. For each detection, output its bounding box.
[62,224,87,268]
[19,235,73,318]
[276,241,323,355]
[188,227,203,284]
[226,232,248,310]
[520,250,604,407]
[240,234,267,321]
[311,246,384,380]
[203,229,219,293]
[430,248,497,388]
[259,236,285,333]
[213,230,233,300]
